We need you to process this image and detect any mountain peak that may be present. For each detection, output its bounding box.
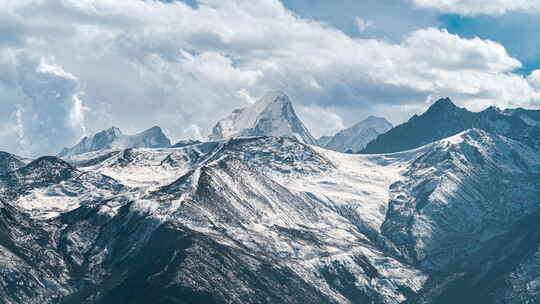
[364,115,384,121]
[17,156,76,181]
[361,97,540,154]
[26,156,73,170]
[106,126,122,134]
[58,125,171,158]
[148,125,162,131]
[356,115,392,127]
[140,125,166,135]
[426,97,458,113]
[123,126,171,149]
[90,126,123,140]
[258,91,290,104]
[481,105,503,115]
[208,91,316,144]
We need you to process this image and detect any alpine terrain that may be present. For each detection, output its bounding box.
[0,95,538,304]
[58,126,172,158]
[209,91,317,145]
[361,98,540,154]
[322,116,393,153]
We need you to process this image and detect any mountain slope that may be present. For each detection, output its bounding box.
[409,207,540,304]
[58,126,171,158]
[209,92,316,145]
[317,135,333,147]
[55,137,427,304]
[504,107,540,126]
[382,129,540,269]
[0,198,72,303]
[0,151,26,176]
[0,156,126,219]
[324,116,392,153]
[361,98,540,154]
[0,127,539,303]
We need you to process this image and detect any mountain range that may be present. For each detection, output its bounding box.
[0,93,539,304]
[58,126,172,158]
[361,97,540,154]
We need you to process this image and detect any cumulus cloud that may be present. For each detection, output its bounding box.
[528,70,540,89]
[0,52,86,156]
[412,0,540,16]
[296,105,345,138]
[1,0,539,156]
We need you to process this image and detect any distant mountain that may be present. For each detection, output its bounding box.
[504,107,540,126]
[2,129,540,303]
[3,92,540,304]
[361,97,540,154]
[58,126,171,157]
[171,139,203,148]
[209,91,316,145]
[323,116,392,153]
[316,135,333,147]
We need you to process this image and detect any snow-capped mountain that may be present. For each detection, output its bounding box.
[362,97,540,154]
[1,98,540,304]
[0,121,539,303]
[58,126,171,157]
[323,116,392,152]
[209,91,316,144]
[0,155,125,219]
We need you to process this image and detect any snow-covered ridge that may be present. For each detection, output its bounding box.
[209,91,316,145]
[0,155,126,219]
[132,135,429,302]
[382,128,540,270]
[64,147,194,188]
[362,97,540,154]
[64,136,332,188]
[58,125,171,157]
[0,123,539,303]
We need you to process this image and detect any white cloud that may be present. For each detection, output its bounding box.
[528,70,540,89]
[402,28,521,72]
[0,52,86,156]
[0,0,539,154]
[354,17,375,32]
[296,105,344,138]
[412,0,540,16]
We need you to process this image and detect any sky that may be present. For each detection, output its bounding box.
[1,0,540,157]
